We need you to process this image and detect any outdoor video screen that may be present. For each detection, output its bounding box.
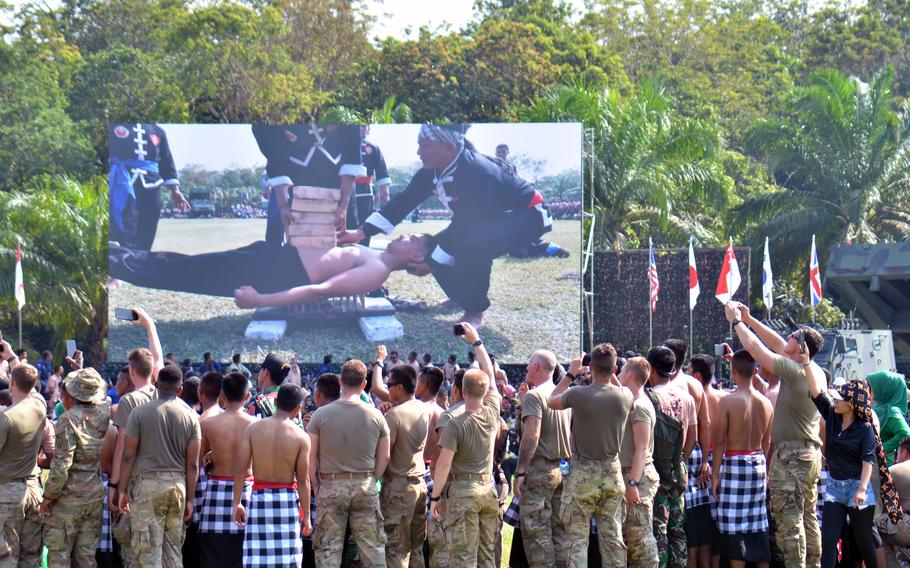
[107,123,582,364]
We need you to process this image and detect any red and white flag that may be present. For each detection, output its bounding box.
[810,234,822,307]
[14,239,25,310]
[715,238,741,304]
[689,238,699,310]
[648,238,659,313]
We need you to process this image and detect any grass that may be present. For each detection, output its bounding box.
[108,218,581,364]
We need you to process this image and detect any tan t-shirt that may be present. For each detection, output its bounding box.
[307,399,389,473]
[439,391,501,476]
[437,401,465,433]
[124,397,201,474]
[0,391,48,480]
[114,385,157,429]
[521,386,571,461]
[385,399,429,477]
[771,356,822,446]
[562,383,633,460]
[619,395,655,468]
[890,460,910,511]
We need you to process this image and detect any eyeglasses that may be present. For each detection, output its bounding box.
[387,382,403,389]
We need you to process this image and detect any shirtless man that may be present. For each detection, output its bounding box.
[711,349,773,568]
[186,371,223,562]
[200,372,255,568]
[109,233,433,309]
[233,383,311,567]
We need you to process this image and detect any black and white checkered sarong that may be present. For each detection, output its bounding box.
[503,495,521,528]
[685,443,712,509]
[424,470,434,519]
[817,467,828,528]
[199,477,251,534]
[193,467,208,525]
[98,474,112,552]
[243,486,302,567]
[717,452,768,534]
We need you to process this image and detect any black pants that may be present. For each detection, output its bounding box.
[346,192,374,246]
[432,207,549,312]
[109,241,310,297]
[265,188,286,245]
[821,502,877,568]
[110,185,162,251]
[200,532,244,568]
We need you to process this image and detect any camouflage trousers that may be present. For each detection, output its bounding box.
[111,510,134,567]
[129,472,186,568]
[314,476,386,568]
[769,442,821,568]
[428,488,448,568]
[44,499,102,568]
[875,512,910,567]
[622,464,660,568]
[653,482,685,568]
[561,458,625,568]
[0,477,43,568]
[520,460,570,567]
[380,476,427,568]
[443,479,499,568]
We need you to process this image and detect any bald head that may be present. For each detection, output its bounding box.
[528,350,557,386]
[462,369,490,399]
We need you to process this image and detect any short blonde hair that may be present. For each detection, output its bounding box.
[624,357,651,386]
[463,369,489,399]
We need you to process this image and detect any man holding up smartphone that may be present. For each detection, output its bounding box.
[724,301,826,568]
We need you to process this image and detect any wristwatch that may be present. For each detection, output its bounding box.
[626,479,640,487]
[515,471,526,478]
[472,340,483,347]
[429,495,441,502]
[565,373,576,382]
[372,361,382,368]
[732,319,743,328]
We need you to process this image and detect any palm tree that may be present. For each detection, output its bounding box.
[0,177,109,363]
[737,66,910,278]
[320,95,413,125]
[519,81,733,249]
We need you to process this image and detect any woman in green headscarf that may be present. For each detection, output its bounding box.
[867,370,910,465]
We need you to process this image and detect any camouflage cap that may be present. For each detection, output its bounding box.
[63,368,107,403]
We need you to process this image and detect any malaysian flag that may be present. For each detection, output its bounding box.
[810,234,822,307]
[648,238,659,313]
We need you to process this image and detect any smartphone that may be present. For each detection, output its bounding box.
[114,307,137,321]
[798,330,806,354]
[453,324,465,336]
[65,340,77,358]
[582,354,591,367]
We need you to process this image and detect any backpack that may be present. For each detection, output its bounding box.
[645,388,685,488]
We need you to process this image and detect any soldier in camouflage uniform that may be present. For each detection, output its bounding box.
[512,350,572,567]
[40,369,111,568]
[548,346,633,568]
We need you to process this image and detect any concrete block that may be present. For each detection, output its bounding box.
[287,224,336,237]
[244,320,287,340]
[290,211,336,224]
[290,199,337,213]
[359,315,404,342]
[289,236,336,248]
[293,186,341,201]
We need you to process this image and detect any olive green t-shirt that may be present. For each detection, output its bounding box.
[307,399,389,473]
[125,397,201,474]
[562,383,633,460]
[521,386,572,461]
[437,401,465,433]
[385,399,429,477]
[771,356,822,446]
[439,391,501,476]
[0,391,48,480]
[114,385,157,429]
[619,395,655,468]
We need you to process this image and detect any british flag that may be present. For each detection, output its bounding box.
[649,238,659,313]
[810,234,822,307]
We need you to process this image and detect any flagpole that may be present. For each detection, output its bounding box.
[649,296,653,348]
[728,237,734,340]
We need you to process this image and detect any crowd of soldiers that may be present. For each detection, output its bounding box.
[1,298,909,568]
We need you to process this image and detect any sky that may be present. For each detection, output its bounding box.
[156,123,583,178]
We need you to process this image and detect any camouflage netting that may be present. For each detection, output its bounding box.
[590,248,752,356]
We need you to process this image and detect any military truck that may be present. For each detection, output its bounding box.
[188,189,215,218]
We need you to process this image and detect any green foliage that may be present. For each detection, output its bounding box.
[766,281,847,328]
[737,67,910,285]
[519,81,734,250]
[0,177,108,362]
